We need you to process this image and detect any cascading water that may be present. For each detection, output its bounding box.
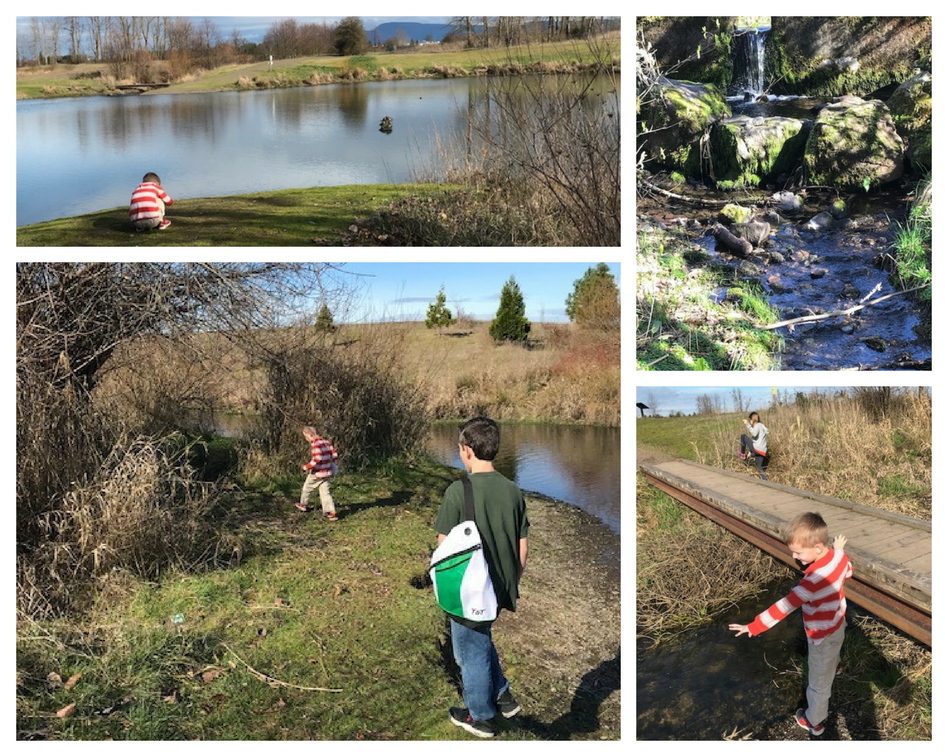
[733,28,770,97]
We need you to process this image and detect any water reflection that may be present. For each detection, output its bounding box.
[427,422,620,534]
[17,74,619,226]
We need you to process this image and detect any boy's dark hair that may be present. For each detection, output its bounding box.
[142,172,161,184]
[784,512,828,548]
[458,416,500,461]
[749,411,760,422]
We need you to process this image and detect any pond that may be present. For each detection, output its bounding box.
[16,74,618,227]
[426,421,621,535]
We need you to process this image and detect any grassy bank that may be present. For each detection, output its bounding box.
[17,457,619,740]
[15,184,449,247]
[636,389,932,739]
[16,39,619,100]
[636,224,782,370]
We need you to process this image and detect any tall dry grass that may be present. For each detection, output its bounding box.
[695,389,931,518]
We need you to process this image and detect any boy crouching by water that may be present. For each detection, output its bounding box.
[130,172,174,231]
[729,512,852,737]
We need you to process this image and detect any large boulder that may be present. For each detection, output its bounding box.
[710,115,808,189]
[638,76,731,175]
[887,70,932,173]
[804,97,905,190]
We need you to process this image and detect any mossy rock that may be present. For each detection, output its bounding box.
[639,76,731,174]
[888,70,932,134]
[804,97,904,190]
[710,115,807,187]
[719,203,752,225]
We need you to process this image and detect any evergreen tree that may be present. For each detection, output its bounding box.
[315,302,335,332]
[425,287,454,330]
[490,276,531,343]
[565,263,619,328]
[334,17,368,56]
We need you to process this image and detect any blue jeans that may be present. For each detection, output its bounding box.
[449,618,510,721]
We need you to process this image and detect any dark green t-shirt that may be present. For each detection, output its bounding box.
[435,471,529,614]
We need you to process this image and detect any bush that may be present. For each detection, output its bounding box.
[490,277,531,343]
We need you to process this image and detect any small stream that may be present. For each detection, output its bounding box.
[639,184,930,370]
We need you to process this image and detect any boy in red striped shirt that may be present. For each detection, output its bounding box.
[130,172,174,231]
[729,512,852,737]
[296,425,340,520]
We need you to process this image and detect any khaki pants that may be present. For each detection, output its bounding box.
[805,620,846,726]
[301,475,335,514]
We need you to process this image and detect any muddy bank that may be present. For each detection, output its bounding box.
[498,493,620,738]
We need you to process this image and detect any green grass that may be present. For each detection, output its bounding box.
[17,457,620,740]
[16,184,450,247]
[636,227,782,370]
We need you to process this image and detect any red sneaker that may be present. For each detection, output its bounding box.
[295,502,309,512]
[326,511,338,521]
[158,219,171,230]
[795,709,824,736]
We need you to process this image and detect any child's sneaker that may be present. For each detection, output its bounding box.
[496,689,521,718]
[795,709,824,736]
[449,707,495,738]
[158,219,171,230]
[295,502,310,513]
[326,511,338,521]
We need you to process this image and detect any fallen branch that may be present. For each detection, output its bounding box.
[222,643,342,692]
[756,283,930,330]
[712,223,753,257]
[639,178,764,208]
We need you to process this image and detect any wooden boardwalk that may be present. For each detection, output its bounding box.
[640,459,932,645]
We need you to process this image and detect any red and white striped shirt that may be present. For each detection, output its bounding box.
[129,181,173,222]
[747,548,853,643]
[305,436,338,478]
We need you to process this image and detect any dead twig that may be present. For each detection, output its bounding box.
[755,283,930,330]
[222,642,342,693]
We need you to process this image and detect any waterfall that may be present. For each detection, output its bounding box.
[745,31,766,94]
[733,28,770,97]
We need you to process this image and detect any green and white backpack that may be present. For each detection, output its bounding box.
[429,477,498,622]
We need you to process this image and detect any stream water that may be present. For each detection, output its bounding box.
[638,186,931,370]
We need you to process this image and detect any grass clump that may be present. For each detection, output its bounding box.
[890,180,932,301]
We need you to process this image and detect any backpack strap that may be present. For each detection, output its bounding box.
[462,476,476,523]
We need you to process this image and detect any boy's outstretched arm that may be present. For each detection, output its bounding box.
[728,623,752,637]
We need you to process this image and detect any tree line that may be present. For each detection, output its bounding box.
[17,16,620,71]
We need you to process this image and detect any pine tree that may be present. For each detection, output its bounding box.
[425,287,454,331]
[315,302,335,333]
[565,263,619,329]
[490,276,531,343]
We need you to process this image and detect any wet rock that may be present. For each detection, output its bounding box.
[810,267,829,279]
[863,335,888,352]
[771,191,803,213]
[839,283,861,299]
[828,200,848,219]
[840,324,856,334]
[767,251,785,264]
[732,220,771,246]
[802,212,835,232]
[762,210,788,226]
[768,281,787,294]
[804,97,905,190]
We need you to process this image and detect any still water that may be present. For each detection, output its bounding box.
[426,422,621,534]
[17,74,618,227]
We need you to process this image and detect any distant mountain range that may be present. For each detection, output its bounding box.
[366,21,455,44]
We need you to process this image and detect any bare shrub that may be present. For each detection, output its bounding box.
[19,435,231,616]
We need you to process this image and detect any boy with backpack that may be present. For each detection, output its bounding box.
[434,417,529,738]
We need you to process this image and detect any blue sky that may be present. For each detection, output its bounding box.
[635,386,853,416]
[323,262,620,323]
